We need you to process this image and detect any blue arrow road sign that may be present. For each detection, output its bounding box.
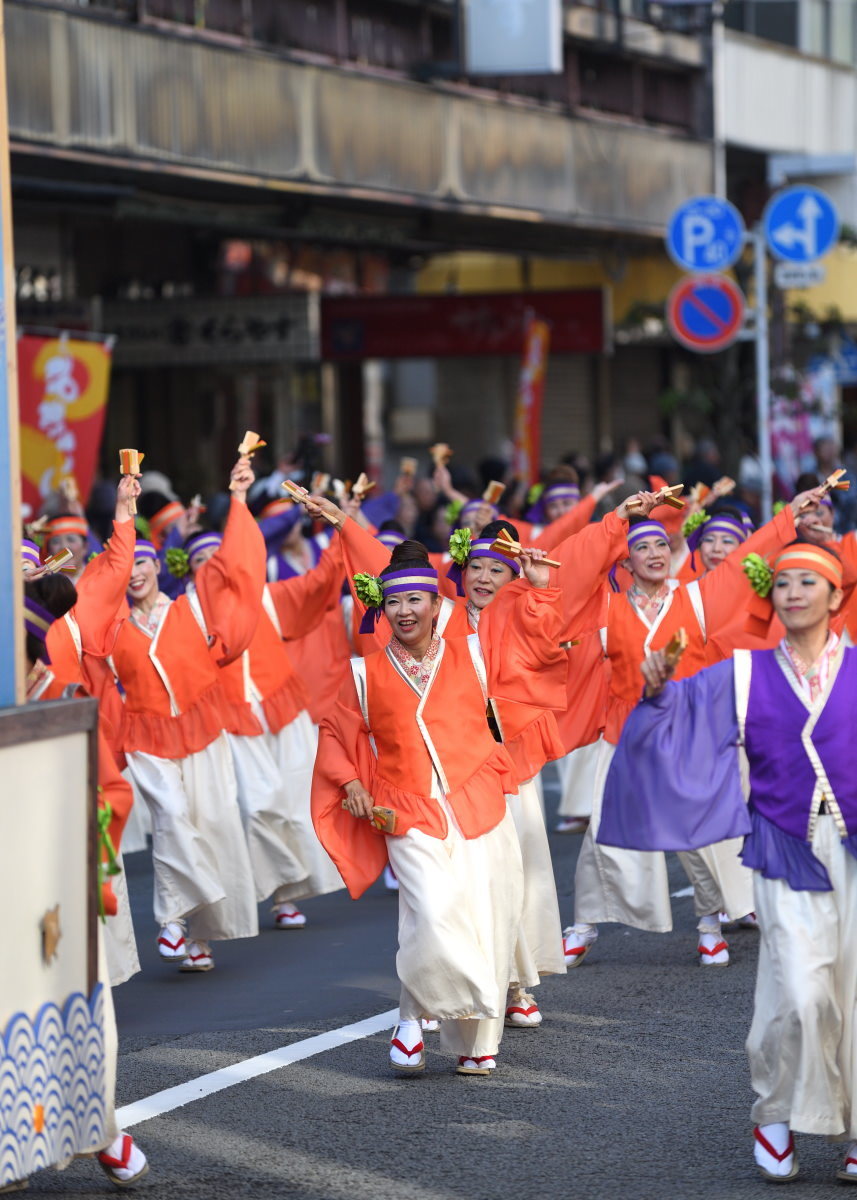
[665,196,746,272]
[763,186,839,263]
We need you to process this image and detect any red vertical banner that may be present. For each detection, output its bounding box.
[17,335,113,516]
[512,315,550,486]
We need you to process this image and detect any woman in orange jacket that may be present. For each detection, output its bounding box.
[179,528,346,930]
[312,538,567,1078]
[109,456,265,974]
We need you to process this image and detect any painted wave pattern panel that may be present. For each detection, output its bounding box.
[0,986,107,1186]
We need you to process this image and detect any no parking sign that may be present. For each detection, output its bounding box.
[666,275,745,354]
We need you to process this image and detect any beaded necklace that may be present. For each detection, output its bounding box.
[389,633,441,693]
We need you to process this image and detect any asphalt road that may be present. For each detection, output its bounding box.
[27,772,848,1199]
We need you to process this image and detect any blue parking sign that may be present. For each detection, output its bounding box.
[666,196,746,272]
[763,186,839,264]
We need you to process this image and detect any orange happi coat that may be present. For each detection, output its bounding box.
[338,516,567,782]
[46,517,136,765]
[562,505,800,744]
[110,498,265,760]
[312,604,566,898]
[210,543,345,737]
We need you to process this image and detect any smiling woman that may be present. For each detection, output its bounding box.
[311,536,569,1080]
[600,539,857,1184]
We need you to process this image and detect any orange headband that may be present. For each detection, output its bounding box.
[258,499,294,521]
[148,501,185,546]
[772,546,843,590]
[44,515,87,540]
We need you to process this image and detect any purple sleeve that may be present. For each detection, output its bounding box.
[258,506,303,554]
[360,491,399,527]
[599,659,752,852]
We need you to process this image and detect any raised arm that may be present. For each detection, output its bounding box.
[480,551,568,711]
[532,492,597,551]
[74,475,139,656]
[267,538,345,640]
[553,494,655,635]
[698,498,803,637]
[195,456,265,665]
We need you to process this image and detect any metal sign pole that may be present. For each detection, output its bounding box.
[0,0,23,705]
[751,227,772,522]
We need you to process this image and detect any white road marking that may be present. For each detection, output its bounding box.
[670,886,694,898]
[116,1008,399,1128]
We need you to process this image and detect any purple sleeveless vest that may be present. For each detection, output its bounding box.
[745,647,857,841]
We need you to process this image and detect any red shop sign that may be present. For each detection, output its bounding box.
[321,289,606,359]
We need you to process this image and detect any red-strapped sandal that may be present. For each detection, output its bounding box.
[836,1143,857,1183]
[456,1055,496,1076]
[389,1027,425,1073]
[97,1133,150,1188]
[753,1126,798,1183]
[698,939,729,967]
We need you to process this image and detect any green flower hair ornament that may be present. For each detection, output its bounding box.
[353,572,384,610]
[165,547,190,578]
[681,510,709,539]
[448,527,472,567]
[134,515,150,539]
[445,498,464,527]
[742,552,773,598]
[527,482,545,508]
[772,500,787,516]
[86,549,103,565]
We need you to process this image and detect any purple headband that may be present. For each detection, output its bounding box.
[358,567,439,635]
[377,530,406,549]
[446,537,521,597]
[25,595,55,662]
[820,496,834,510]
[627,521,669,549]
[186,532,223,558]
[525,482,581,524]
[686,513,752,570]
[21,539,41,568]
[133,539,158,562]
[458,499,498,529]
[610,520,669,589]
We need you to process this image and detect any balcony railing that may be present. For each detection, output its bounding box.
[9,2,713,236]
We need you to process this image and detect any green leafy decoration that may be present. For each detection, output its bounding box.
[772,500,786,516]
[134,515,150,539]
[96,797,122,924]
[445,498,464,527]
[448,527,472,567]
[681,510,709,539]
[742,553,773,598]
[166,547,190,578]
[353,572,384,609]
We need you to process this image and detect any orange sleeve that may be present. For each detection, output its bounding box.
[481,584,568,711]
[533,495,596,551]
[555,510,629,637]
[196,497,265,666]
[699,506,796,637]
[310,670,386,899]
[74,518,135,657]
[268,540,345,640]
[339,518,395,657]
